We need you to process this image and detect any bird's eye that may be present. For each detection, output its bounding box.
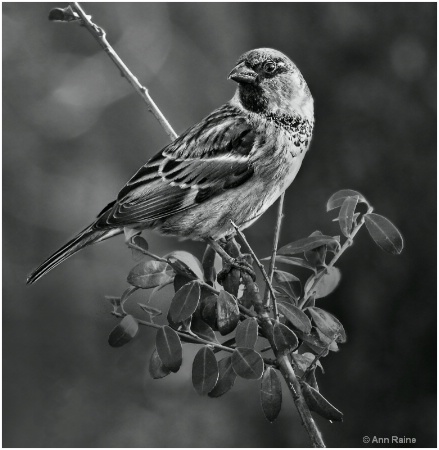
[263,61,277,74]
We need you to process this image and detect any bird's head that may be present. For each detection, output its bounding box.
[229,48,313,119]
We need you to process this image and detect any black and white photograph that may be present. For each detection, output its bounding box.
[3,2,436,448]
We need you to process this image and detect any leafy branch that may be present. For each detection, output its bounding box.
[50,4,404,448]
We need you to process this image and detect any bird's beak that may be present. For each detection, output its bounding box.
[228,61,258,84]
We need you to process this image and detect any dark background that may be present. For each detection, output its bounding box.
[3,2,436,447]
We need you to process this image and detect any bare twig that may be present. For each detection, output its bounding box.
[230,221,278,313]
[70,2,178,141]
[263,194,285,318]
[298,205,374,308]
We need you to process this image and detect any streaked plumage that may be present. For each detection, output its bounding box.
[27,48,314,284]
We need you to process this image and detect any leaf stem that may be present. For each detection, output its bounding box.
[298,205,374,308]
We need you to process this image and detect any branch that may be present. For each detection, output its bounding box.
[263,194,285,318]
[298,205,374,309]
[230,221,278,315]
[277,355,326,448]
[69,2,177,141]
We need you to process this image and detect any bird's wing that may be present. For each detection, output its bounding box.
[96,104,257,227]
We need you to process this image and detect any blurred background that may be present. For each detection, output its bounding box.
[3,2,436,447]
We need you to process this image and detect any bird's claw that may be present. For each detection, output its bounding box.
[217,256,256,283]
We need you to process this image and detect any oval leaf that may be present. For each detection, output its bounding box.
[278,236,340,256]
[291,352,323,376]
[277,302,312,334]
[208,356,236,398]
[307,307,346,343]
[274,270,301,300]
[191,315,219,344]
[216,291,240,336]
[231,347,264,380]
[235,318,258,349]
[131,235,149,261]
[301,381,343,422]
[273,322,299,353]
[156,325,182,373]
[364,213,404,255]
[149,348,171,379]
[202,245,217,285]
[165,250,204,279]
[327,189,367,211]
[192,346,219,395]
[127,260,173,289]
[305,267,341,299]
[304,231,327,267]
[108,315,139,347]
[173,273,193,293]
[169,281,200,323]
[260,367,282,423]
[339,196,359,237]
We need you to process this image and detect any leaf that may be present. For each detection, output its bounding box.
[304,231,327,267]
[221,268,241,297]
[149,348,171,379]
[127,260,173,289]
[273,322,299,353]
[291,352,323,375]
[301,381,343,422]
[120,285,139,309]
[364,213,404,255]
[274,270,301,300]
[260,367,282,422]
[201,297,218,330]
[261,255,316,272]
[202,245,217,286]
[278,236,340,256]
[296,328,331,354]
[108,315,139,347]
[315,328,339,352]
[131,235,149,261]
[326,189,367,211]
[277,302,312,334]
[305,267,341,299]
[208,356,236,398]
[338,196,359,237]
[165,250,204,279]
[173,273,193,292]
[216,291,240,336]
[235,318,258,349]
[191,315,220,344]
[168,281,200,323]
[48,5,81,22]
[307,307,347,343]
[231,347,264,380]
[167,307,192,333]
[156,326,182,372]
[192,347,219,395]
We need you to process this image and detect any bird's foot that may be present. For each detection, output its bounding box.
[217,255,256,283]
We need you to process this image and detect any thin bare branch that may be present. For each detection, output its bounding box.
[70,2,177,141]
[263,194,285,318]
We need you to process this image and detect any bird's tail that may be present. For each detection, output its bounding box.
[26,225,123,285]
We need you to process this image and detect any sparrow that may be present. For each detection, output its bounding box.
[27,48,314,285]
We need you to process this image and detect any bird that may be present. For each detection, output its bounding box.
[27,48,314,285]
